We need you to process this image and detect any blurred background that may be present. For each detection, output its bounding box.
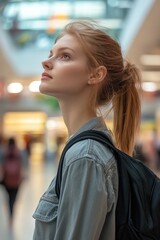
[0,0,160,239]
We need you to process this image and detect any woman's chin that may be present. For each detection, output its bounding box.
[39,85,46,94]
[39,85,49,95]
[39,84,51,95]
[39,85,59,98]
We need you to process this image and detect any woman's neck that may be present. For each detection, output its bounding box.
[59,98,97,137]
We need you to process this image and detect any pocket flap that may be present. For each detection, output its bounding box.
[33,196,58,222]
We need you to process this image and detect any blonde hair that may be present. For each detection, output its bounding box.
[59,21,141,156]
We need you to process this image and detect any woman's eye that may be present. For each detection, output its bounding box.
[61,53,70,60]
[47,53,70,60]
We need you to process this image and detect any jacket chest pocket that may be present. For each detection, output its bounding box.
[33,193,58,223]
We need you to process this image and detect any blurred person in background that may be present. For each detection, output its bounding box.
[23,133,32,157]
[0,137,24,225]
[33,21,141,240]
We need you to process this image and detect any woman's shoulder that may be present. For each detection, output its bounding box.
[64,135,116,169]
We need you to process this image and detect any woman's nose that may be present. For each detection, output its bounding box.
[42,59,53,70]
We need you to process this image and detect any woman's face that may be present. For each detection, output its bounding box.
[40,34,90,99]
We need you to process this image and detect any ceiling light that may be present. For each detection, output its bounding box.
[142,82,158,92]
[7,82,23,93]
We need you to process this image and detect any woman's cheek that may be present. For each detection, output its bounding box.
[57,63,87,80]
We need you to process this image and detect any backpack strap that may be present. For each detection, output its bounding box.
[55,129,122,198]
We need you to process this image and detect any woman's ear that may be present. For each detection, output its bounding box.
[88,66,107,85]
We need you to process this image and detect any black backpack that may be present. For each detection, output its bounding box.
[55,130,160,240]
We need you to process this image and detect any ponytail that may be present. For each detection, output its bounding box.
[112,62,141,156]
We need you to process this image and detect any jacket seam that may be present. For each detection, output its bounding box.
[63,156,104,171]
[63,155,116,177]
[64,138,114,165]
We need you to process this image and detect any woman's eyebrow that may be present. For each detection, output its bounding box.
[50,47,76,54]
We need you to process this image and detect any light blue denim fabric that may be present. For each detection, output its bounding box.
[33,117,118,240]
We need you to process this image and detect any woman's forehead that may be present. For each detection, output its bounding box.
[52,34,81,52]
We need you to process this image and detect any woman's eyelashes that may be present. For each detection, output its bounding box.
[48,52,71,60]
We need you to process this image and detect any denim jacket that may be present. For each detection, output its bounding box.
[33,117,118,240]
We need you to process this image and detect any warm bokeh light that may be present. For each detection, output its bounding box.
[142,82,158,92]
[3,111,46,136]
[7,82,23,93]
[29,80,40,92]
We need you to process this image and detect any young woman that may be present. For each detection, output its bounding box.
[33,21,141,240]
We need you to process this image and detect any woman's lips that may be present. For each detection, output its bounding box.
[41,72,52,80]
